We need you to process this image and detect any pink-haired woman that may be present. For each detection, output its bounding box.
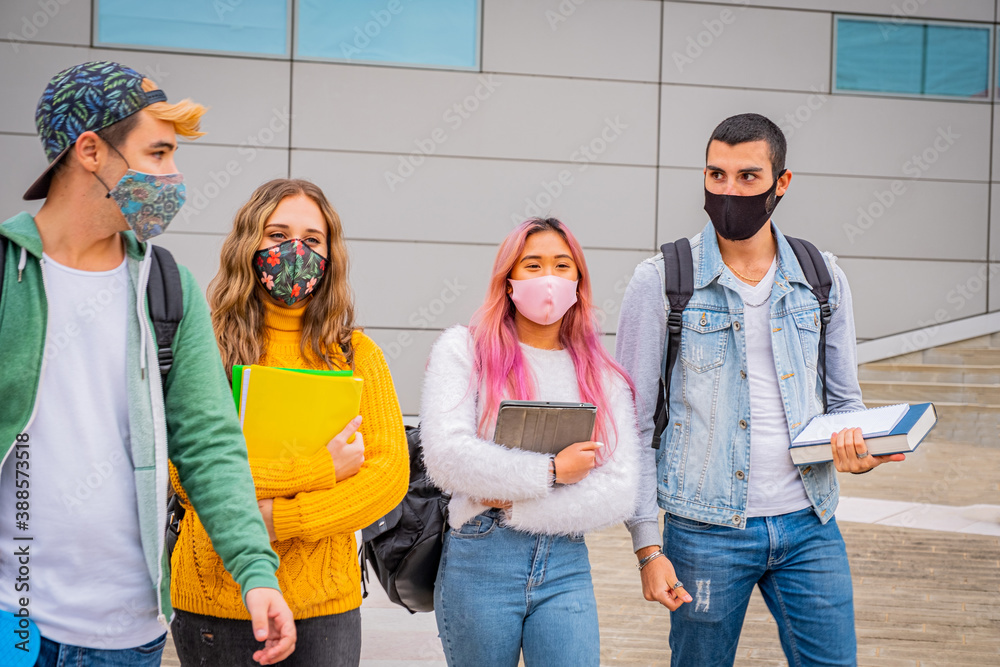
[420,218,641,666]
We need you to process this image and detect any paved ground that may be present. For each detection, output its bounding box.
[161,437,1000,665]
[592,520,1000,666]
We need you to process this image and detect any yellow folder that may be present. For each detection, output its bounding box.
[238,365,364,460]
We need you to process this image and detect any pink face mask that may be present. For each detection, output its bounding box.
[508,276,579,326]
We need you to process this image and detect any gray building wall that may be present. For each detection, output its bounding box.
[1,0,996,415]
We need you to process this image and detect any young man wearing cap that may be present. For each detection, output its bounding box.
[0,62,296,666]
[616,113,903,665]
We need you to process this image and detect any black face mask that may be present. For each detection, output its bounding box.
[704,169,786,241]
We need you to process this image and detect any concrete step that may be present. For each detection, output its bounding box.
[858,334,1000,445]
[859,380,1000,405]
[865,399,1000,446]
[859,363,1000,385]
[921,347,1000,366]
[877,334,1000,367]
[936,332,1000,350]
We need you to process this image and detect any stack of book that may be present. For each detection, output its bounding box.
[233,365,364,459]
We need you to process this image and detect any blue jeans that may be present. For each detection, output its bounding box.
[36,632,167,667]
[665,507,856,666]
[434,510,600,667]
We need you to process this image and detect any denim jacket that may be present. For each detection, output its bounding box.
[617,222,865,549]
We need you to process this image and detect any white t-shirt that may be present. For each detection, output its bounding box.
[732,259,811,518]
[0,253,163,648]
[519,343,581,403]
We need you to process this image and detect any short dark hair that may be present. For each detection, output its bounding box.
[96,112,141,150]
[706,113,786,179]
[52,112,140,174]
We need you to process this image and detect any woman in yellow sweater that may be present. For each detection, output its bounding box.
[168,178,409,666]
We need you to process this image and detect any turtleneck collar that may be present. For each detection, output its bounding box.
[263,296,307,333]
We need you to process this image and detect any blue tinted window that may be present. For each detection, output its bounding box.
[836,20,924,94]
[297,0,479,69]
[924,25,990,97]
[97,0,288,57]
[836,17,991,99]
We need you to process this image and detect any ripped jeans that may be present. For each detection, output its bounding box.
[664,507,856,667]
[433,509,600,667]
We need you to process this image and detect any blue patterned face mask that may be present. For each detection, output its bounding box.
[96,139,186,242]
[106,170,186,242]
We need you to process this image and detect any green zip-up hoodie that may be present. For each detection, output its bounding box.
[0,212,281,629]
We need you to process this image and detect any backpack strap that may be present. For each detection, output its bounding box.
[147,245,186,560]
[650,238,694,449]
[784,236,833,413]
[146,245,184,384]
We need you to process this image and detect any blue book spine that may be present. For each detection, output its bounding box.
[889,402,932,436]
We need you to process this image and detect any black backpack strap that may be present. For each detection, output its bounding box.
[148,245,186,560]
[165,489,185,562]
[785,236,833,413]
[650,238,694,449]
[146,245,184,385]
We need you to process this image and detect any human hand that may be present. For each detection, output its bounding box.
[554,441,603,485]
[244,587,297,665]
[327,416,365,482]
[830,427,905,474]
[636,546,691,611]
[480,499,512,510]
[257,498,276,542]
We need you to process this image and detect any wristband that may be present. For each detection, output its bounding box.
[637,549,664,571]
[548,454,557,487]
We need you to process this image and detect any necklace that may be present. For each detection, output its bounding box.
[723,254,775,284]
[743,286,773,308]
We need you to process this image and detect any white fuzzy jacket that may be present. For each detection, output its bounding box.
[420,325,641,535]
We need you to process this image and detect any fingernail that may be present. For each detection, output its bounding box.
[684,595,692,602]
[255,629,267,639]
[595,442,604,448]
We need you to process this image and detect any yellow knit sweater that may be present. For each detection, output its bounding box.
[169,299,409,619]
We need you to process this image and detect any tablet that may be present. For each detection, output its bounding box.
[493,400,597,455]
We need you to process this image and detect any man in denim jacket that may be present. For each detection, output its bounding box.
[616,113,904,666]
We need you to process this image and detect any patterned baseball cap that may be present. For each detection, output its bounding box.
[24,60,168,200]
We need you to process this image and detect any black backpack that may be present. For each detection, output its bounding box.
[0,238,186,552]
[650,236,833,449]
[360,424,450,613]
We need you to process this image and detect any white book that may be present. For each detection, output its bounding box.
[789,403,937,466]
[793,403,908,446]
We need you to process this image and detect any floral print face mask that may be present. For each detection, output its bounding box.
[254,238,327,306]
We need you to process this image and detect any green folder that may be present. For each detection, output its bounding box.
[232,365,353,412]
